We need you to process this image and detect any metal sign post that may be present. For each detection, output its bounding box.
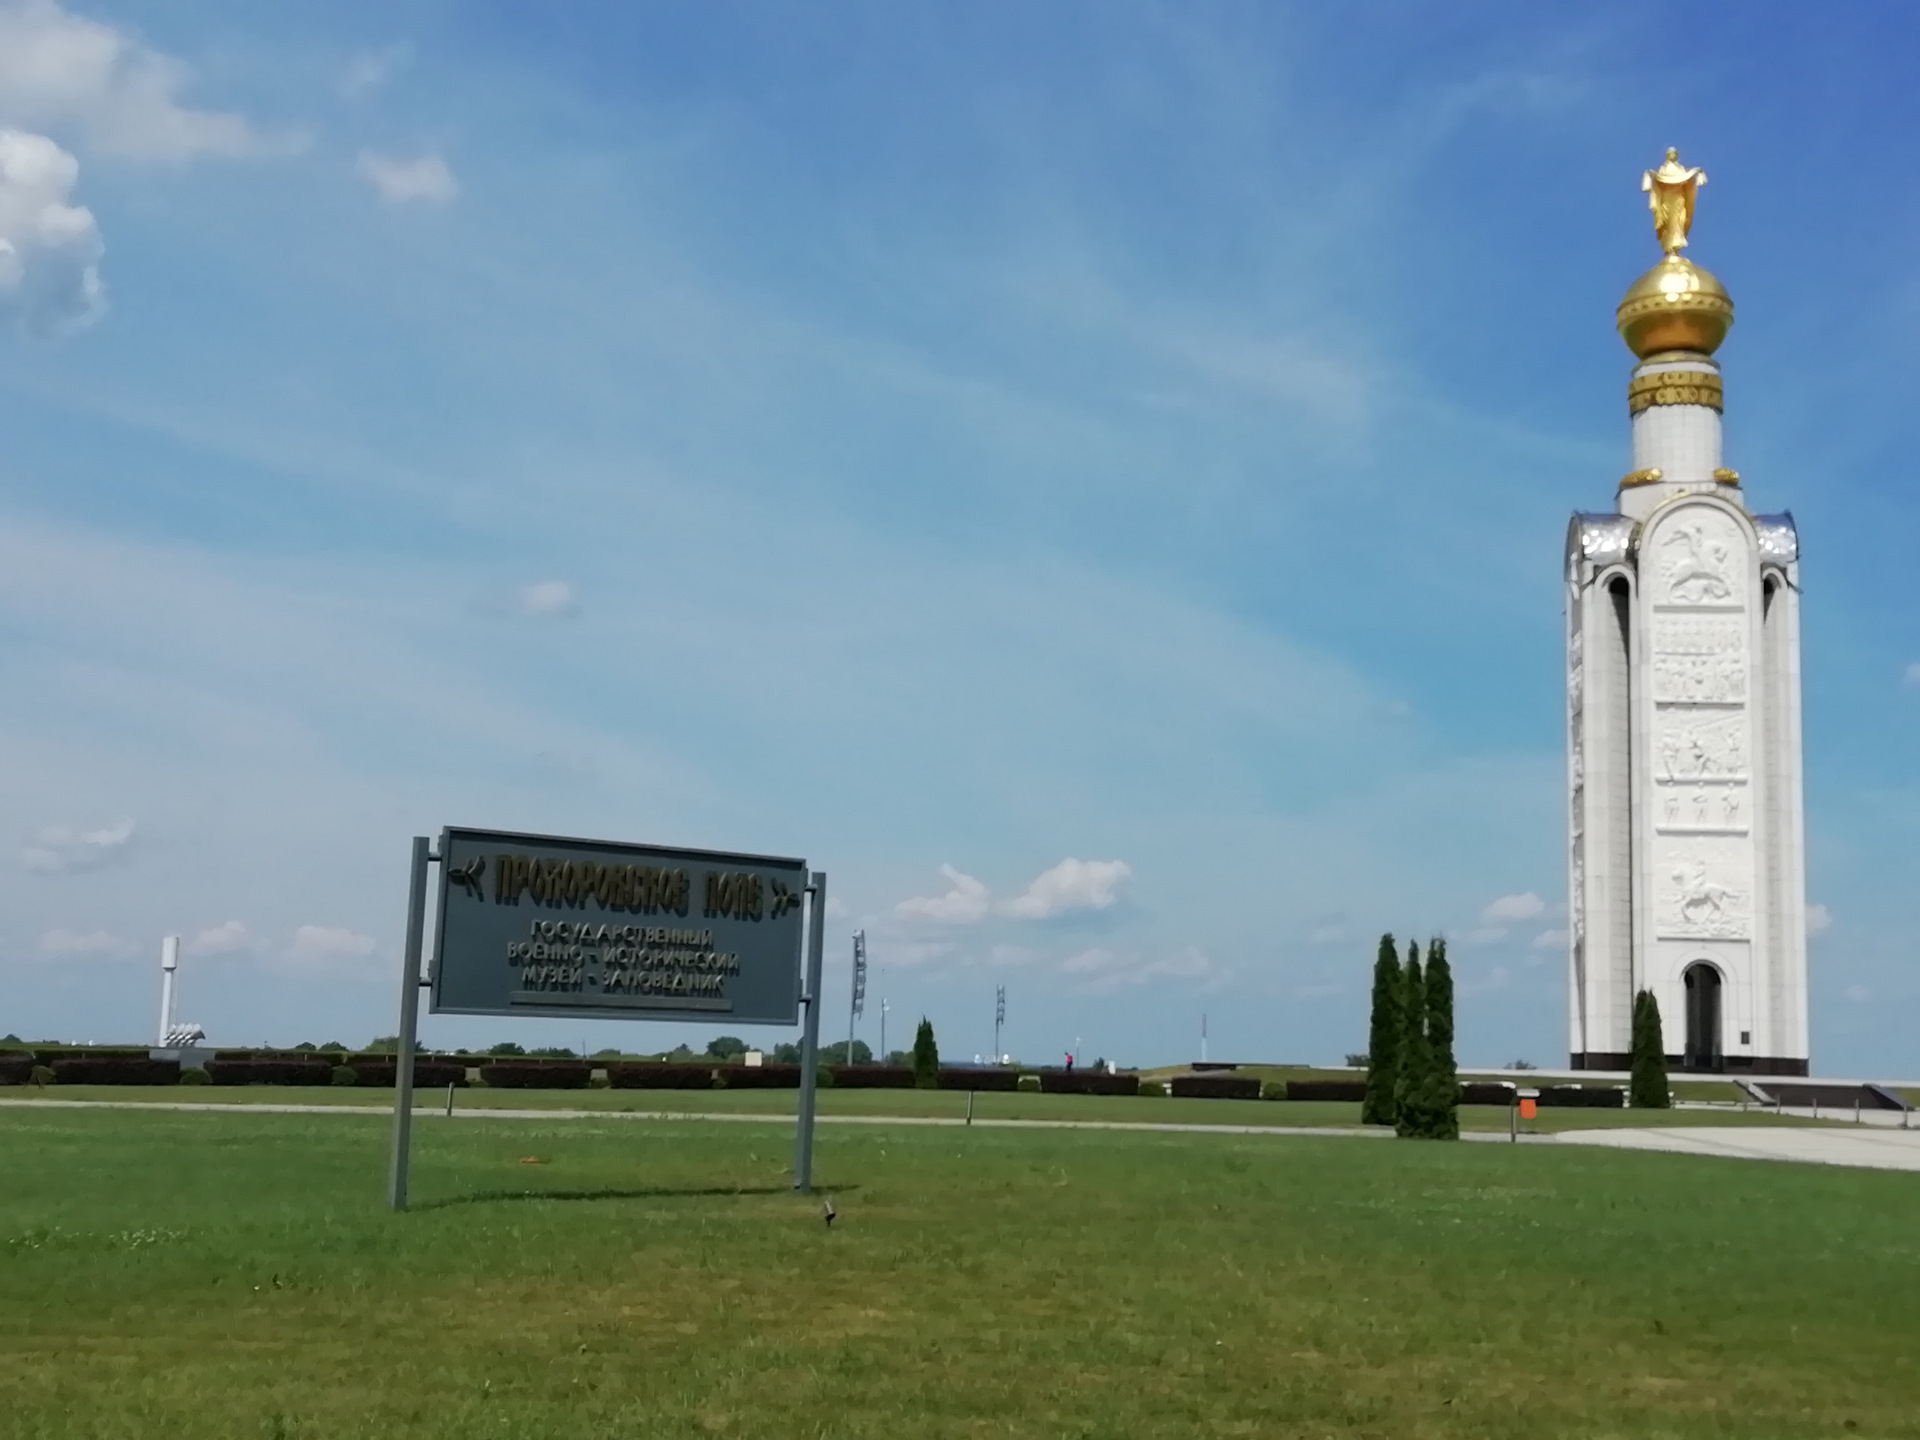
[388,835,435,1212]
[793,872,827,1193]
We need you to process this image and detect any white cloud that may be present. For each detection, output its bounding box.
[516,579,576,618]
[895,864,992,924]
[999,858,1131,919]
[356,150,457,206]
[283,924,375,969]
[1806,903,1832,937]
[0,128,101,332]
[0,0,282,161]
[1904,662,1920,690]
[39,926,131,957]
[1060,944,1221,994]
[1307,920,1349,945]
[1463,925,1507,945]
[339,44,410,100]
[1481,892,1545,923]
[1844,983,1869,1004]
[184,919,249,955]
[20,816,133,872]
[1531,928,1568,950]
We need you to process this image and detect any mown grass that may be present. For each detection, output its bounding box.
[3,1084,1822,1133]
[3,1108,1918,1438]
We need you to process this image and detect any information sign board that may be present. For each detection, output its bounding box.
[429,826,806,1026]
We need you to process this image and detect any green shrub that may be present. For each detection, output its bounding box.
[911,1019,940,1089]
[1630,989,1671,1109]
[816,1064,834,1089]
[180,1066,211,1086]
[330,1066,356,1086]
[1261,1080,1288,1101]
[589,1073,611,1089]
[1137,1079,1166,1097]
[1016,1073,1040,1093]
[710,1070,729,1088]
[30,1065,53,1087]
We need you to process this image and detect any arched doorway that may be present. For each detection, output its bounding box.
[1683,963,1723,1071]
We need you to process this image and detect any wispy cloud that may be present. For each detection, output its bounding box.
[895,865,991,924]
[20,818,133,873]
[356,150,457,205]
[185,920,250,955]
[0,0,292,160]
[38,926,132,958]
[340,44,411,101]
[999,858,1131,919]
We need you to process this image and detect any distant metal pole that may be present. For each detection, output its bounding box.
[388,835,431,1212]
[1201,1013,1208,1065]
[966,1089,975,1126]
[794,870,828,1193]
[994,984,1006,1064]
[879,998,888,1065]
[848,929,867,1066]
[157,935,180,1046]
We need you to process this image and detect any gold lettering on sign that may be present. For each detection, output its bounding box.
[491,853,691,916]
[703,871,766,922]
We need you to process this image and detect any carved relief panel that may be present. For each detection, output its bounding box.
[1644,502,1755,943]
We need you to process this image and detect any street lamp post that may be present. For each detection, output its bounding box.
[848,930,867,1065]
[994,984,1006,1064]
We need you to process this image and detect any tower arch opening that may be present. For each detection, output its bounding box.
[1682,961,1724,1071]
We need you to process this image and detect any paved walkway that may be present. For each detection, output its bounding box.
[8,1098,1918,1170]
[1553,1124,1920,1172]
[0,1097,1384,1140]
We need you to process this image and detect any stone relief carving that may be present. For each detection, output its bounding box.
[1658,517,1742,605]
[1654,839,1750,940]
[1656,712,1747,780]
[1654,654,1748,704]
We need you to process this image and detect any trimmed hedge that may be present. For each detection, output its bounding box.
[1170,1074,1262,1100]
[35,1048,149,1067]
[607,1063,717,1090]
[1038,1070,1139,1096]
[50,1056,180,1086]
[1538,1084,1625,1109]
[1458,1082,1518,1107]
[479,1062,591,1089]
[205,1058,336,1086]
[0,1052,34,1085]
[713,1064,803,1089]
[828,1065,916,1089]
[345,1061,468,1089]
[938,1067,1021,1092]
[1284,1079,1368,1102]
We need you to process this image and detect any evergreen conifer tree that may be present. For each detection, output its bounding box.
[1361,934,1401,1126]
[911,1018,940,1090]
[1421,937,1459,1140]
[1630,989,1671,1109]
[1394,943,1433,1138]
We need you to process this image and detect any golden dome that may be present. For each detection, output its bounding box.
[1616,256,1734,357]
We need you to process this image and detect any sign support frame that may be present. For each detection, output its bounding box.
[389,835,435,1212]
[387,837,827,1211]
[792,871,827,1194]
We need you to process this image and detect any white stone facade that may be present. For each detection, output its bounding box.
[1565,359,1809,1073]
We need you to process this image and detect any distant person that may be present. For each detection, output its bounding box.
[1064,1053,1074,1072]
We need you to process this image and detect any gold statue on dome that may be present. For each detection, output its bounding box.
[1642,147,1707,256]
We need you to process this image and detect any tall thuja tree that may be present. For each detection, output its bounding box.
[911,1018,940,1090]
[1630,989,1671,1109]
[1362,934,1402,1126]
[1394,943,1434,1138]
[1420,937,1460,1140]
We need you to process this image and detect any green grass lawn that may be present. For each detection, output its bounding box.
[4,1108,1917,1438]
[3,1083,1824,1134]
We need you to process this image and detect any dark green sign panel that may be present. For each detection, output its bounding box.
[429,826,806,1025]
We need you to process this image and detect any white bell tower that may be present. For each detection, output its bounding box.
[1565,150,1809,1076]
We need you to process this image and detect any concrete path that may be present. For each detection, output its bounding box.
[1553,1123,1920,1172]
[0,1096,1384,1140]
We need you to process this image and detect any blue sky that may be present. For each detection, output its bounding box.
[3,1,1917,1072]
